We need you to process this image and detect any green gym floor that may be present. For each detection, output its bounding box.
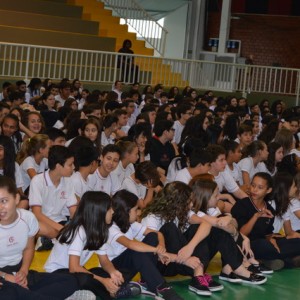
[31,252,300,300]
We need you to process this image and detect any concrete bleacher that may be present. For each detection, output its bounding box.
[0,0,115,51]
[0,0,188,86]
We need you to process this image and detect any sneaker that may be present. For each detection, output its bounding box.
[137,281,156,297]
[253,263,273,274]
[219,272,242,283]
[65,290,96,300]
[36,237,54,251]
[188,276,212,296]
[236,273,267,285]
[204,274,224,292]
[261,259,284,271]
[156,283,184,300]
[115,282,141,298]
[247,264,263,275]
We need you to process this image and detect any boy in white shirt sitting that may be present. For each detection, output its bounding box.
[70,146,99,200]
[29,146,78,250]
[175,149,212,184]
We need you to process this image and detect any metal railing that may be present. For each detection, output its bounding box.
[100,0,168,56]
[0,42,300,102]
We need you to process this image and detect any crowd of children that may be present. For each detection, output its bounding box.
[1,77,300,299]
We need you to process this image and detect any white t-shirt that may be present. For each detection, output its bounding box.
[174,168,192,184]
[225,163,241,185]
[141,214,166,231]
[101,132,115,147]
[238,157,265,185]
[0,163,24,190]
[121,176,147,200]
[269,200,283,234]
[213,169,239,193]
[0,209,39,268]
[70,171,90,199]
[44,226,102,272]
[283,198,300,232]
[88,168,121,196]
[166,157,183,183]
[20,156,48,191]
[290,148,300,158]
[29,170,77,223]
[98,222,146,260]
[172,120,184,145]
[127,114,136,127]
[257,162,277,177]
[111,161,135,186]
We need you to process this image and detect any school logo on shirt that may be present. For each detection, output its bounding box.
[60,191,67,199]
[7,236,17,247]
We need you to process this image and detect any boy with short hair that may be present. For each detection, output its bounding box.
[114,108,130,137]
[45,127,67,146]
[70,146,99,199]
[207,144,247,202]
[235,124,253,152]
[172,104,193,144]
[175,149,212,184]
[29,146,77,236]
[149,120,176,173]
[88,144,121,196]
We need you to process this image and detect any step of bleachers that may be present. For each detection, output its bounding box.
[0,25,115,51]
[0,9,99,35]
[0,0,82,18]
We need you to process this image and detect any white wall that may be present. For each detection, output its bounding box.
[163,3,188,59]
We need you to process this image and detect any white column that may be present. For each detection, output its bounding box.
[184,0,206,60]
[218,0,232,55]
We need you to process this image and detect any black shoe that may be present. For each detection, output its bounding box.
[115,282,141,298]
[247,264,263,275]
[253,263,274,274]
[236,273,267,285]
[261,259,284,271]
[219,272,242,283]
[188,276,212,296]
[36,237,54,252]
[156,283,184,300]
[204,274,224,292]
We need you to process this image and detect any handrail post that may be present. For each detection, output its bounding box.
[242,65,248,98]
[25,45,30,80]
[113,53,119,83]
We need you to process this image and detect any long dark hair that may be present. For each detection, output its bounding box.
[264,142,282,174]
[112,190,138,233]
[0,135,16,181]
[58,191,112,250]
[272,172,294,217]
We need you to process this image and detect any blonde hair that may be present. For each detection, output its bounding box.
[16,134,49,164]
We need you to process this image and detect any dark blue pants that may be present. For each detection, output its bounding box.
[251,237,300,266]
[159,223,243,276]
[0,271,78,300]
[111,232,164,292]
[54,267,132,300]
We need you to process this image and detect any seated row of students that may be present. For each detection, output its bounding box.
[2,80,300,299]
